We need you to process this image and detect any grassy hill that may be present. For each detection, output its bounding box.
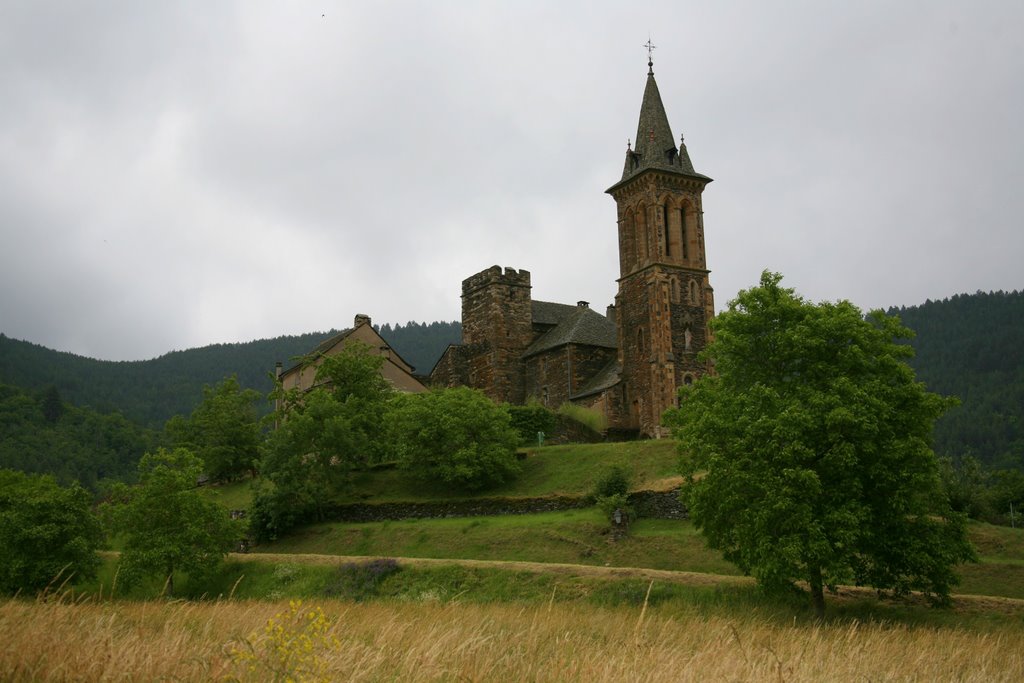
[198,441,1024,603]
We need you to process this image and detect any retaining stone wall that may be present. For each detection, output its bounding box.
[323,489,687,523]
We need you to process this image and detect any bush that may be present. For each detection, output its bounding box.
[592,464,632,500]
[322,558,401,601]
[507,401,556,445]
[0,470,103,595]
[387,388,521,491]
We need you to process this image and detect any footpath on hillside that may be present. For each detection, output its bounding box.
[229,551,1024,615]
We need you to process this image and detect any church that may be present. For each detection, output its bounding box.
[430,56,716,437]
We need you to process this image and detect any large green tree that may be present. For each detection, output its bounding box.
[0,469,102,595]
[165,375,262,482]
[666,272,975,618]
[106,448,240,595]
[387,387,521,491]
[252,343,394,540]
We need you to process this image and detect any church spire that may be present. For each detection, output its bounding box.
[615,50,707,185]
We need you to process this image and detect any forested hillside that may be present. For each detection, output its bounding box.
[0,331,339,427]
[374,321,461,373]
[0,321,462,429]
[888,290,1023,470]
[0,382,157,488]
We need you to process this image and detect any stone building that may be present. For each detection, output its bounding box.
[431,57,715,437]
[277,314,427,396]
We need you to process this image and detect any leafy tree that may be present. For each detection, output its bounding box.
[387,387,521,491]
[252,343,394,540]
[0,469,103,595]
[106,448,240,595]
[507,401,557,446]
[166,375,262,482]
[666,271,975,619]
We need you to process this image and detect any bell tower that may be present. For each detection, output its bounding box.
[606,52,715,437]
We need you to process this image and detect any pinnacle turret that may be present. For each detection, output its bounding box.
[612,58,709,187]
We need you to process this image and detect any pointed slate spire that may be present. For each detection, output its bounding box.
[613,57,709,187]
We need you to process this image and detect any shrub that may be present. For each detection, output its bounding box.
[0,470,103,595]
[387,388,521,491]
[322,558,401,601]
[592,464,632,500]
[227,599,339,682]
[507,401,556,445]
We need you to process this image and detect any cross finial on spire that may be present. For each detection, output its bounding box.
[644,37,656,73]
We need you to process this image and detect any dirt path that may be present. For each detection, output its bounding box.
[231,551,1024,614]
[234,551,751,587]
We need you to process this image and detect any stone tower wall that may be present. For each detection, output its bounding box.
[459,265,533,404]
[612,173,714,436]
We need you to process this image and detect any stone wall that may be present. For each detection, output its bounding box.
[322,489,686,523]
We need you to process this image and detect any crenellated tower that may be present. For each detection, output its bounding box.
[606,55,715,437]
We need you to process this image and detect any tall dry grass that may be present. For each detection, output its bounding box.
[2,595,1022,682]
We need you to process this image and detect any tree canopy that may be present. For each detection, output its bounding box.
[0,469,103,595]
[165,375,262,482]
[251,343,395,540]
[106,448,240,595]
[387,387,521,491]
[666,271,975,618]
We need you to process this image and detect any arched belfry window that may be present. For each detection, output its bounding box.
[662,201,671,257]
[688,280,698,304]
[680,205,690,260]
[625,210,636,265]
[637,207,648,262]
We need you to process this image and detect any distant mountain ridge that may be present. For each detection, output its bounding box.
[887,290,1023,470]
[0,320,461,428]
[1,293,1021,472]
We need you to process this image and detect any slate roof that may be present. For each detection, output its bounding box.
[280,328,353,377]
[531,300,579,327]
[607,60,711,193]
[571,358,622,400]
[523,305,617,358]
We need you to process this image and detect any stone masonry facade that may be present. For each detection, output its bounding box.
[431,58,715,437]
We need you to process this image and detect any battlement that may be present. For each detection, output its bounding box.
[462,265,531,296]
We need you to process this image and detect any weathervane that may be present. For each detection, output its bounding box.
[644,37,656,63]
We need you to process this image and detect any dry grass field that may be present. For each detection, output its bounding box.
[3,596,1023,682]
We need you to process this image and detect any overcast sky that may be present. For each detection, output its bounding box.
[2,1,1021,362]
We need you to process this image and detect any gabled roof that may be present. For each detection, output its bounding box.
[279,328,354,378]
[571,358,622,400]
[523,305,617,358]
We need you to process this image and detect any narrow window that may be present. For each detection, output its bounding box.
[680,207,689,260]
[663,202,670,257]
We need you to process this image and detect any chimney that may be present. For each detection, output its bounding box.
[606,304,616,325]
[354,313,371,327]
[275,361,282,379]
[577,301,589,308]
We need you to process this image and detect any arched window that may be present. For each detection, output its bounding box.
[637,327,646,355]
[680,206,689,260]
[636,207,648,263]
[688,280,698,304]
[662,201,671,257]
[683,374,694,386]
